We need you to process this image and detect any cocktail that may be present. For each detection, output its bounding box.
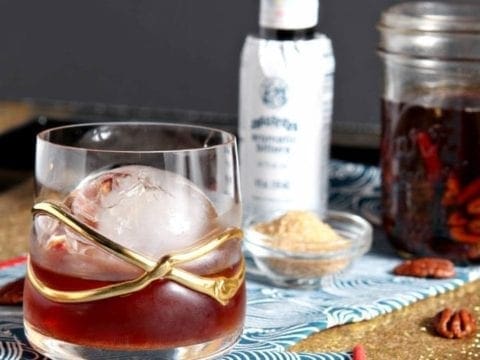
[23,123,246,359]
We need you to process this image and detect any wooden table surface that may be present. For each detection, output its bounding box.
[0,101,479,359]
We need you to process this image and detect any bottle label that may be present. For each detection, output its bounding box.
[239,35,335,219]
[260,0,319,30]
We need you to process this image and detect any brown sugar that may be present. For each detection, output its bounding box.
[254,211,349,253]
[253,211,351,277]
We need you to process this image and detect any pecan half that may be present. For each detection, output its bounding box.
[0,278,24,305]
[393,257,455,278]
[434,308,477,339]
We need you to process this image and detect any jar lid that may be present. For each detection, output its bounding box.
[378,2,480,60]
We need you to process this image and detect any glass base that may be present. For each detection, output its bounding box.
[24,321,242,360]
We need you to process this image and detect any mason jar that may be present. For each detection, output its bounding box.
[378,2,480,262]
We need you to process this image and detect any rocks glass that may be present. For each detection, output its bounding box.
[23,123,246,359]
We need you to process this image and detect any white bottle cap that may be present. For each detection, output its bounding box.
[260,0,319,30]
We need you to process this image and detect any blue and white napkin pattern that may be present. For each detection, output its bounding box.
[2,160,480,360]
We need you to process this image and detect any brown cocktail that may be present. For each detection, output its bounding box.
[23,123,246,359]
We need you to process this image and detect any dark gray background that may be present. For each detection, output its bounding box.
[0,0,424,146]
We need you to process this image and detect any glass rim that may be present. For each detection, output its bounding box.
[379,2,480,33]
[37,121,237,154]
[378,2,480,61]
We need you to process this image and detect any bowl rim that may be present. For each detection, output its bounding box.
[243,210,373,261]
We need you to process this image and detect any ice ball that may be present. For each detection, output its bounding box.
[68,165,218,259]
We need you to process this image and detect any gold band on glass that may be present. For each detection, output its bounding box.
[29,201,245,306]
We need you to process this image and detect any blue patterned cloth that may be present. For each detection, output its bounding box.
[1,161,479,360]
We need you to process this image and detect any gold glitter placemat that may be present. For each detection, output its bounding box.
[0,175,32,261]
[291,278,480,359]
[0,101,36,134]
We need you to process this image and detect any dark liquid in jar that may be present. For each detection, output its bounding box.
[381,92,480,262]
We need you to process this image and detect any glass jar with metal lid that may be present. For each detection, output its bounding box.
[378,2,480,262]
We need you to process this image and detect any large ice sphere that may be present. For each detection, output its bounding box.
[68,165,218,259]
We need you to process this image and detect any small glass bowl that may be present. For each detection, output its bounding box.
[244,210,373,288]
